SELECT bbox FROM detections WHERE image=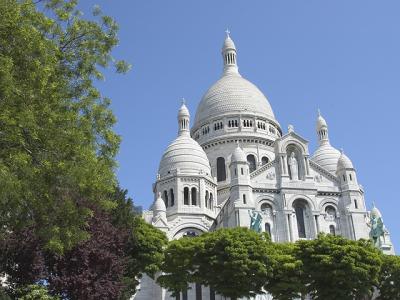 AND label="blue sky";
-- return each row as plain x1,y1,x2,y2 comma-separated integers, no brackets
79,1,399,250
